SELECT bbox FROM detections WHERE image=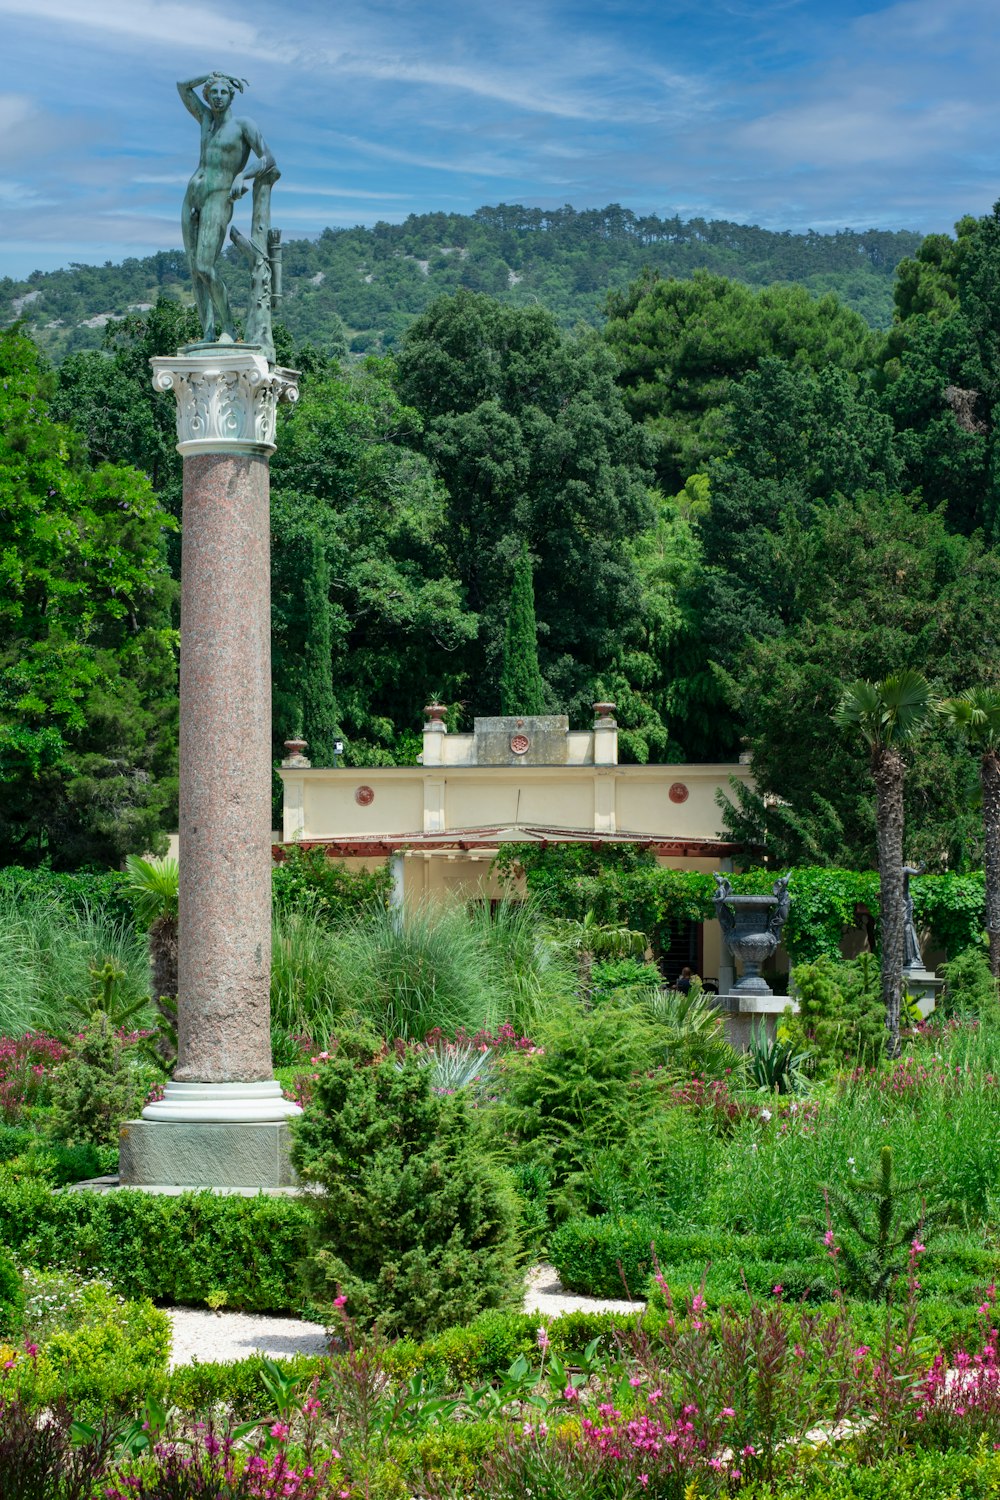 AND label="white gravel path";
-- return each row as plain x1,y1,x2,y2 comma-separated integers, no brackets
523,1263,646,1320
166,1265,646,1368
